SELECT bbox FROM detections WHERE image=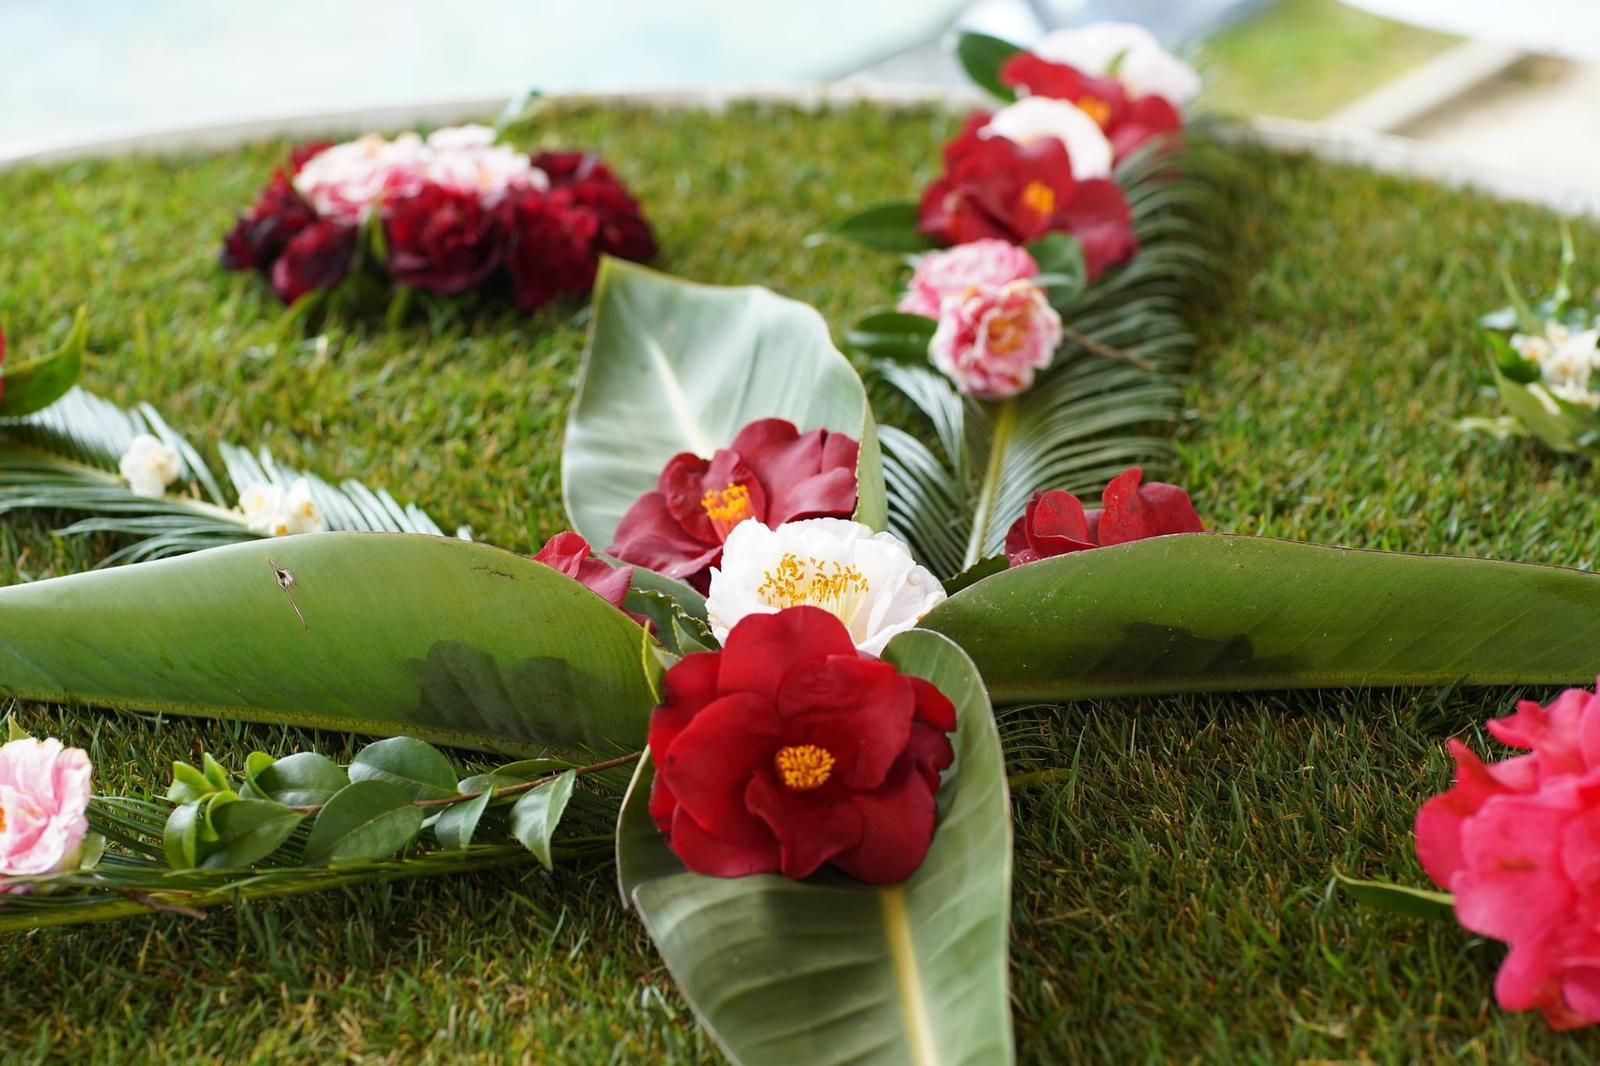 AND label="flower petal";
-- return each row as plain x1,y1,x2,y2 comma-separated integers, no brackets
744,773,863,879
776,654,915,790
829,761,941,885
717,607,858,701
